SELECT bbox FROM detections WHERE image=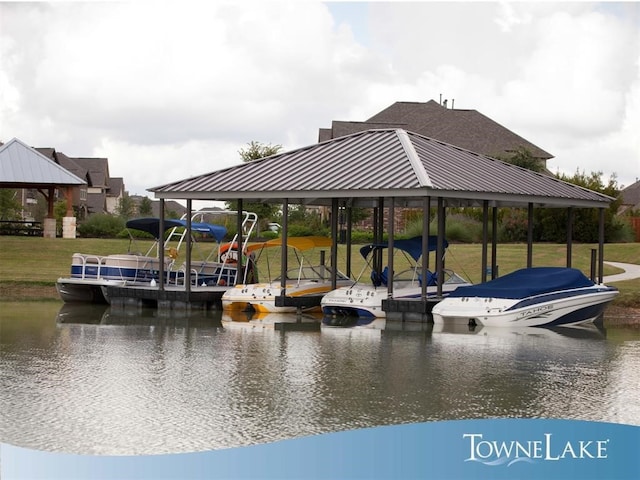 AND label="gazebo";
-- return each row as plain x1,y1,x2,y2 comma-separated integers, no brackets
149,129,614,318
0,138,86,238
